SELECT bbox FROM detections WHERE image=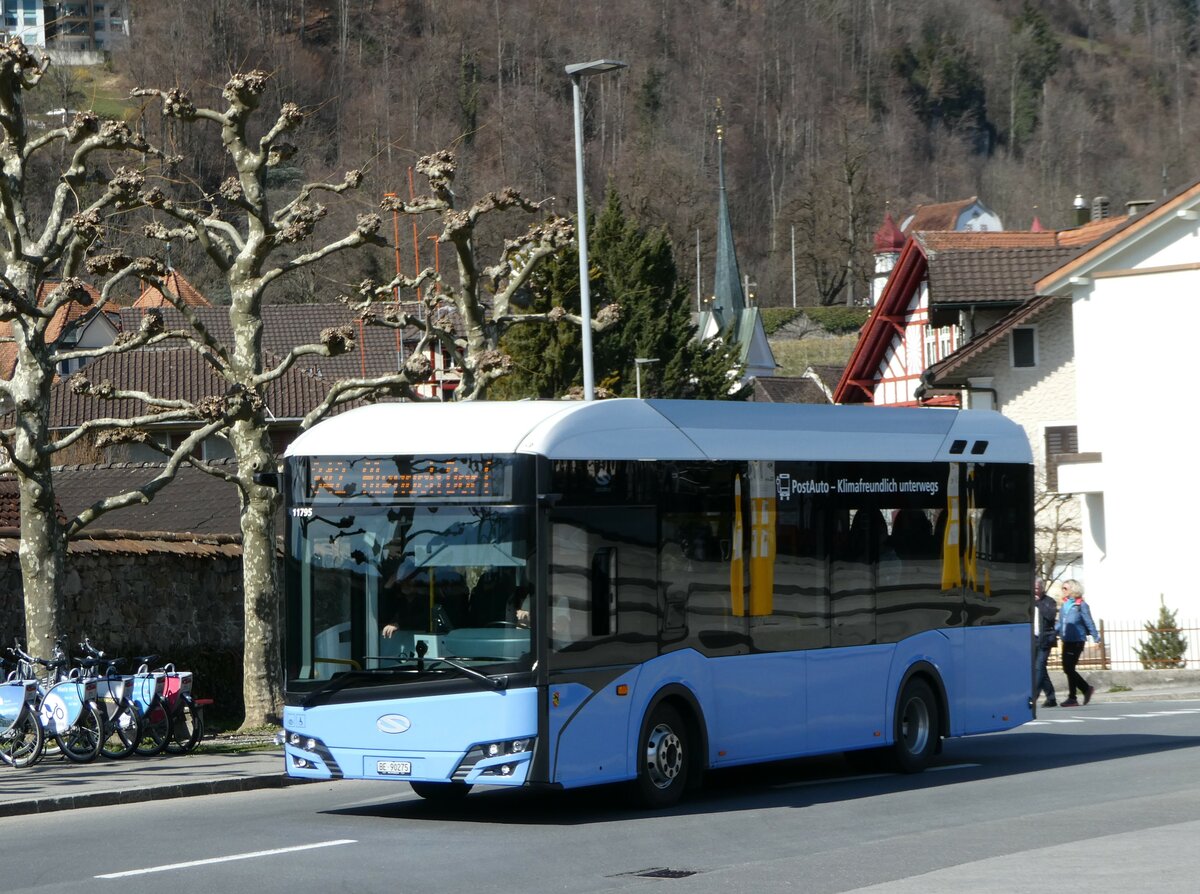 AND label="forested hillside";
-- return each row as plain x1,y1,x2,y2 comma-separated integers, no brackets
99,0,1200,306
